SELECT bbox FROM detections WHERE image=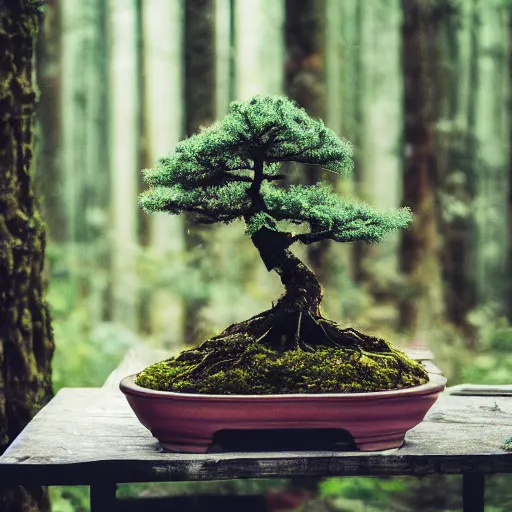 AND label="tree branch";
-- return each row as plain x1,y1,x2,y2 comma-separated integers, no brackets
291,230,335,245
